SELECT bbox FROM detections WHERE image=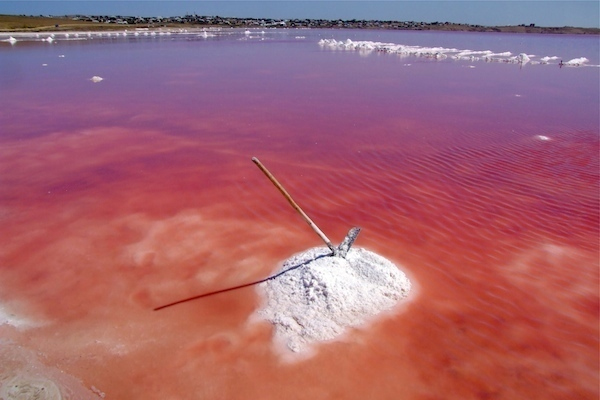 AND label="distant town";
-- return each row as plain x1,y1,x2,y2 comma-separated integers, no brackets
71,14,482,29
1,14,598,34
65,14,599,33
